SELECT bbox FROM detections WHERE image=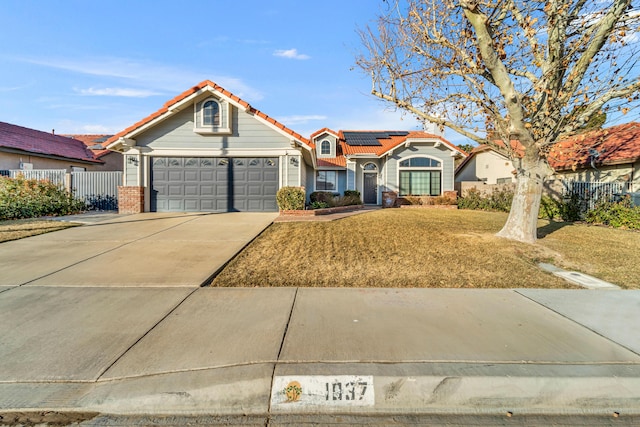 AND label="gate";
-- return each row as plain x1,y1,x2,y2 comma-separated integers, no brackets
71,171,123,211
